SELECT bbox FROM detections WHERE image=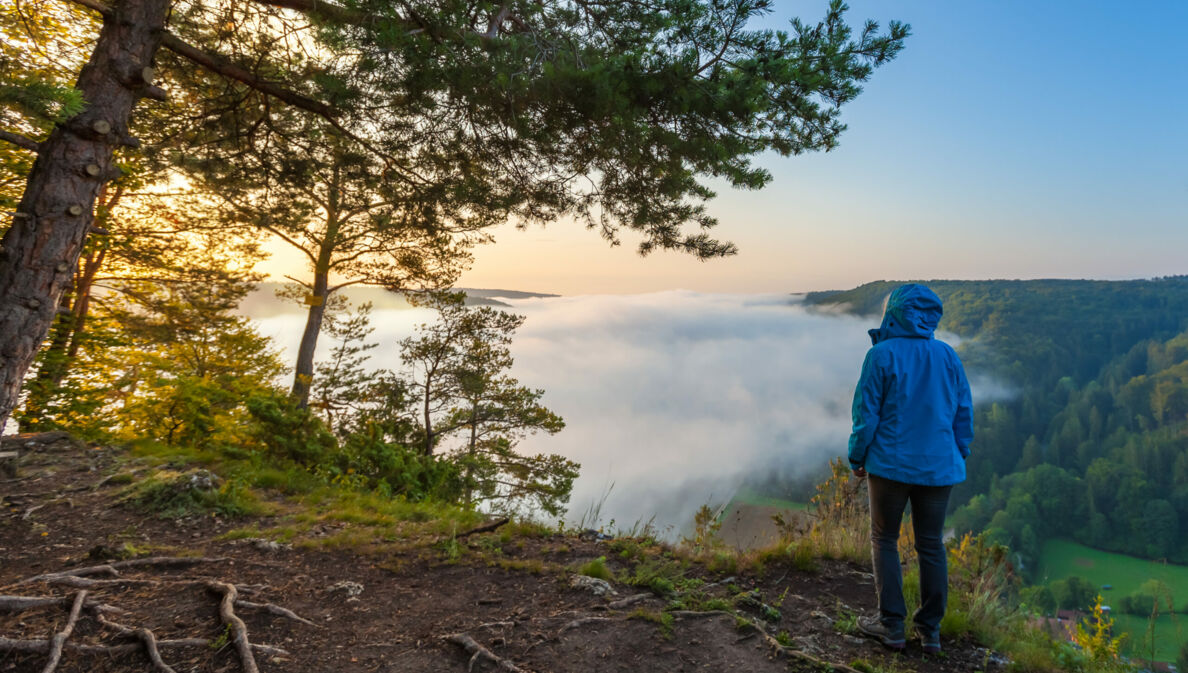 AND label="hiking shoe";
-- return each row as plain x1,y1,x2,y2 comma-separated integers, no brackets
857,616,906,650
913,626,941,654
